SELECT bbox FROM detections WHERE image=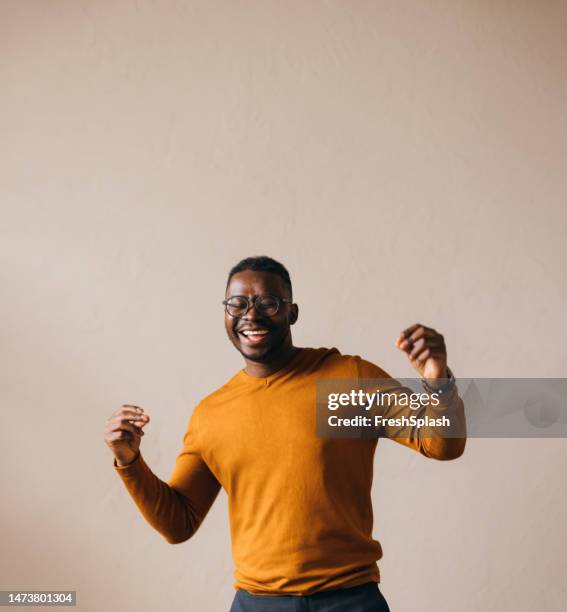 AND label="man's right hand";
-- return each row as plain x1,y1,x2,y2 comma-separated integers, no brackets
104,405,151,467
